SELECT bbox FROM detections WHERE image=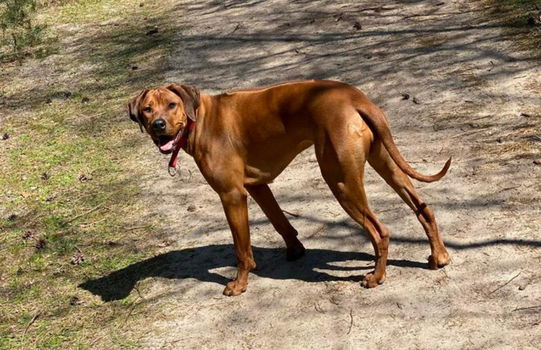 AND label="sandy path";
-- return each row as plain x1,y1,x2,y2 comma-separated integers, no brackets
121,0,540,348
